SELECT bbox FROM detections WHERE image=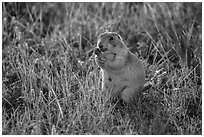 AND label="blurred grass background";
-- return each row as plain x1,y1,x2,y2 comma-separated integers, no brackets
2,2,202,135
